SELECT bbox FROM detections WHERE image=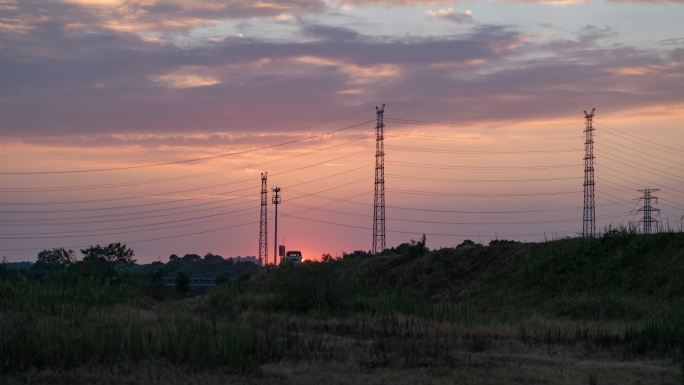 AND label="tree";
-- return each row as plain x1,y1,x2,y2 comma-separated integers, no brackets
81,243,136,264
176,271,189,294
203,253,224,264
321,253,335,263
418,234,427,252
37,248,75,265
488,239,520,247
181,253,201,263
457,240,480,249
